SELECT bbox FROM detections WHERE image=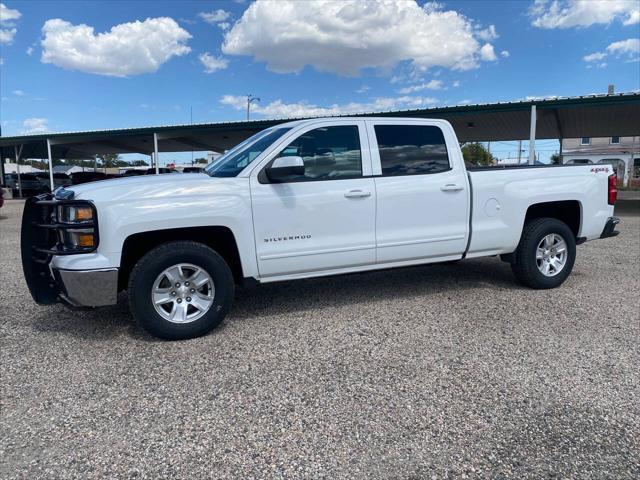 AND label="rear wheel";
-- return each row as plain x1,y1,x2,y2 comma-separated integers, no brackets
128,241,234,340
511,218,576,289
